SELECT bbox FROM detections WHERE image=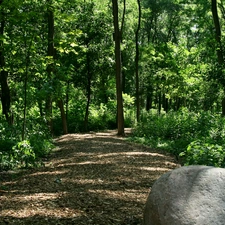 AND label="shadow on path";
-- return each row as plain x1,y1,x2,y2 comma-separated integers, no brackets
0,130,179,225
